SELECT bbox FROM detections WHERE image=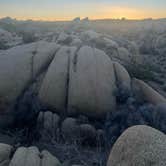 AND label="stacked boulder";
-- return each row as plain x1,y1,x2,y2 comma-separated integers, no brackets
0,40,165,166
0,41,165,127
0,41,59,106
39,45,117,118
